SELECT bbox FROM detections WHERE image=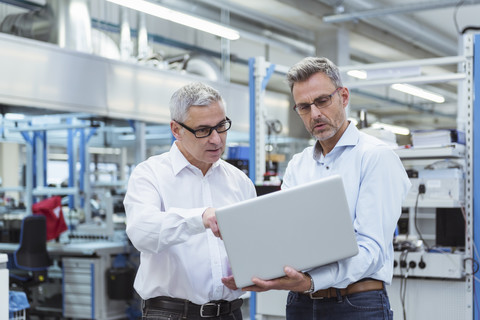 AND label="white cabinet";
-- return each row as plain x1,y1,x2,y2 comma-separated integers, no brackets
62,257,127,320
